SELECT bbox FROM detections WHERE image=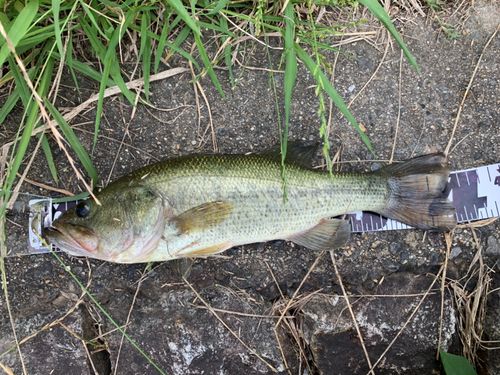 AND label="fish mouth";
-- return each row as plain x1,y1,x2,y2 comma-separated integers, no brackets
42,221,100,257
